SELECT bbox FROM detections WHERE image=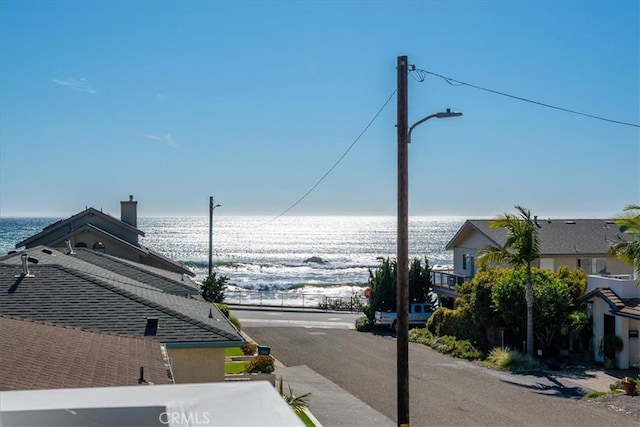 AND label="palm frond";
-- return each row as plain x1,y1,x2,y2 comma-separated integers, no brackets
610,205,640,280
276,377,311,413
479,205,540,269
